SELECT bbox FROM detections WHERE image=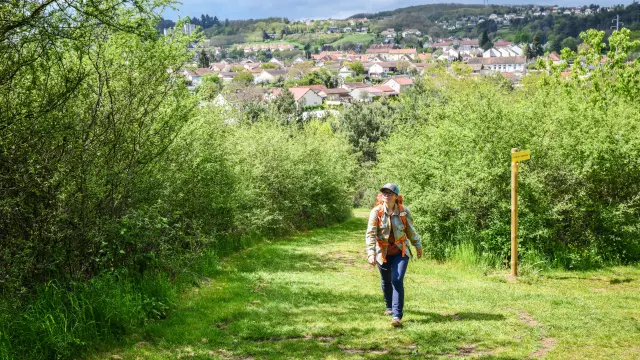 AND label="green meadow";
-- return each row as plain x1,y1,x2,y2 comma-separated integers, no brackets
92,211,640,359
